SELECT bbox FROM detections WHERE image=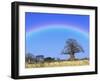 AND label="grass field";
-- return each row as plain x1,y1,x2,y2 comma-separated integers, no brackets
25,60,89,68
